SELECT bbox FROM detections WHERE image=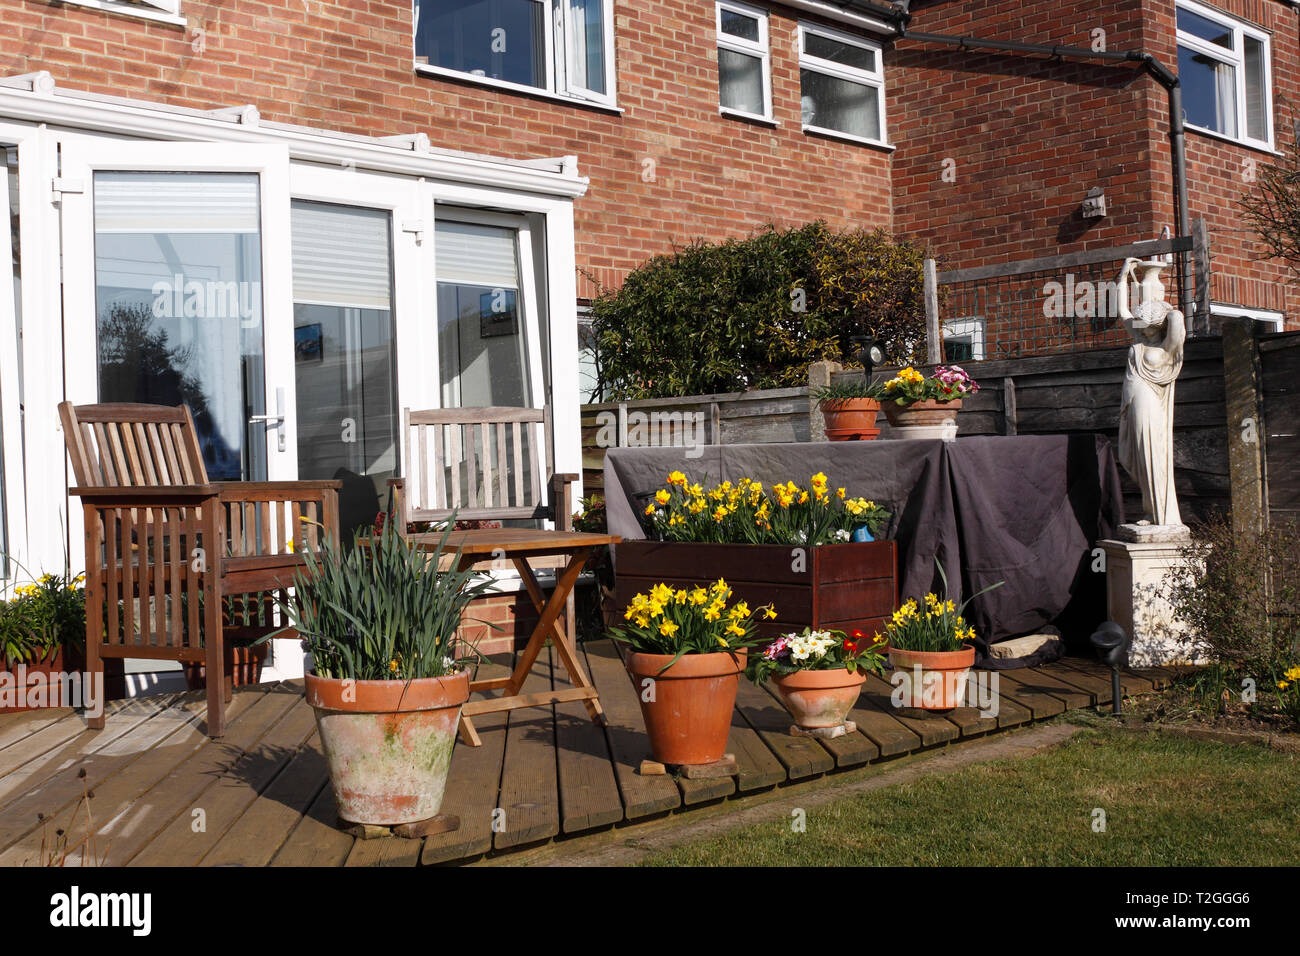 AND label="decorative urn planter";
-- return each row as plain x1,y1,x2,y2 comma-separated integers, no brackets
888,644,975,710
305,669,470,826
626,650,746,765
819,398,881,441
882,398,962,430
771,667,867,729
